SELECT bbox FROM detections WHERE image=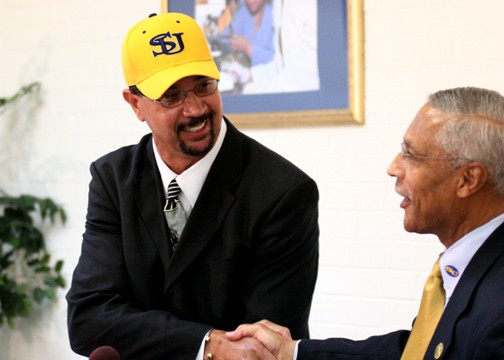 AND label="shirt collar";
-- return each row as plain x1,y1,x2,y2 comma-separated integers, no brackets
440,213,504,303
153,118,227,210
